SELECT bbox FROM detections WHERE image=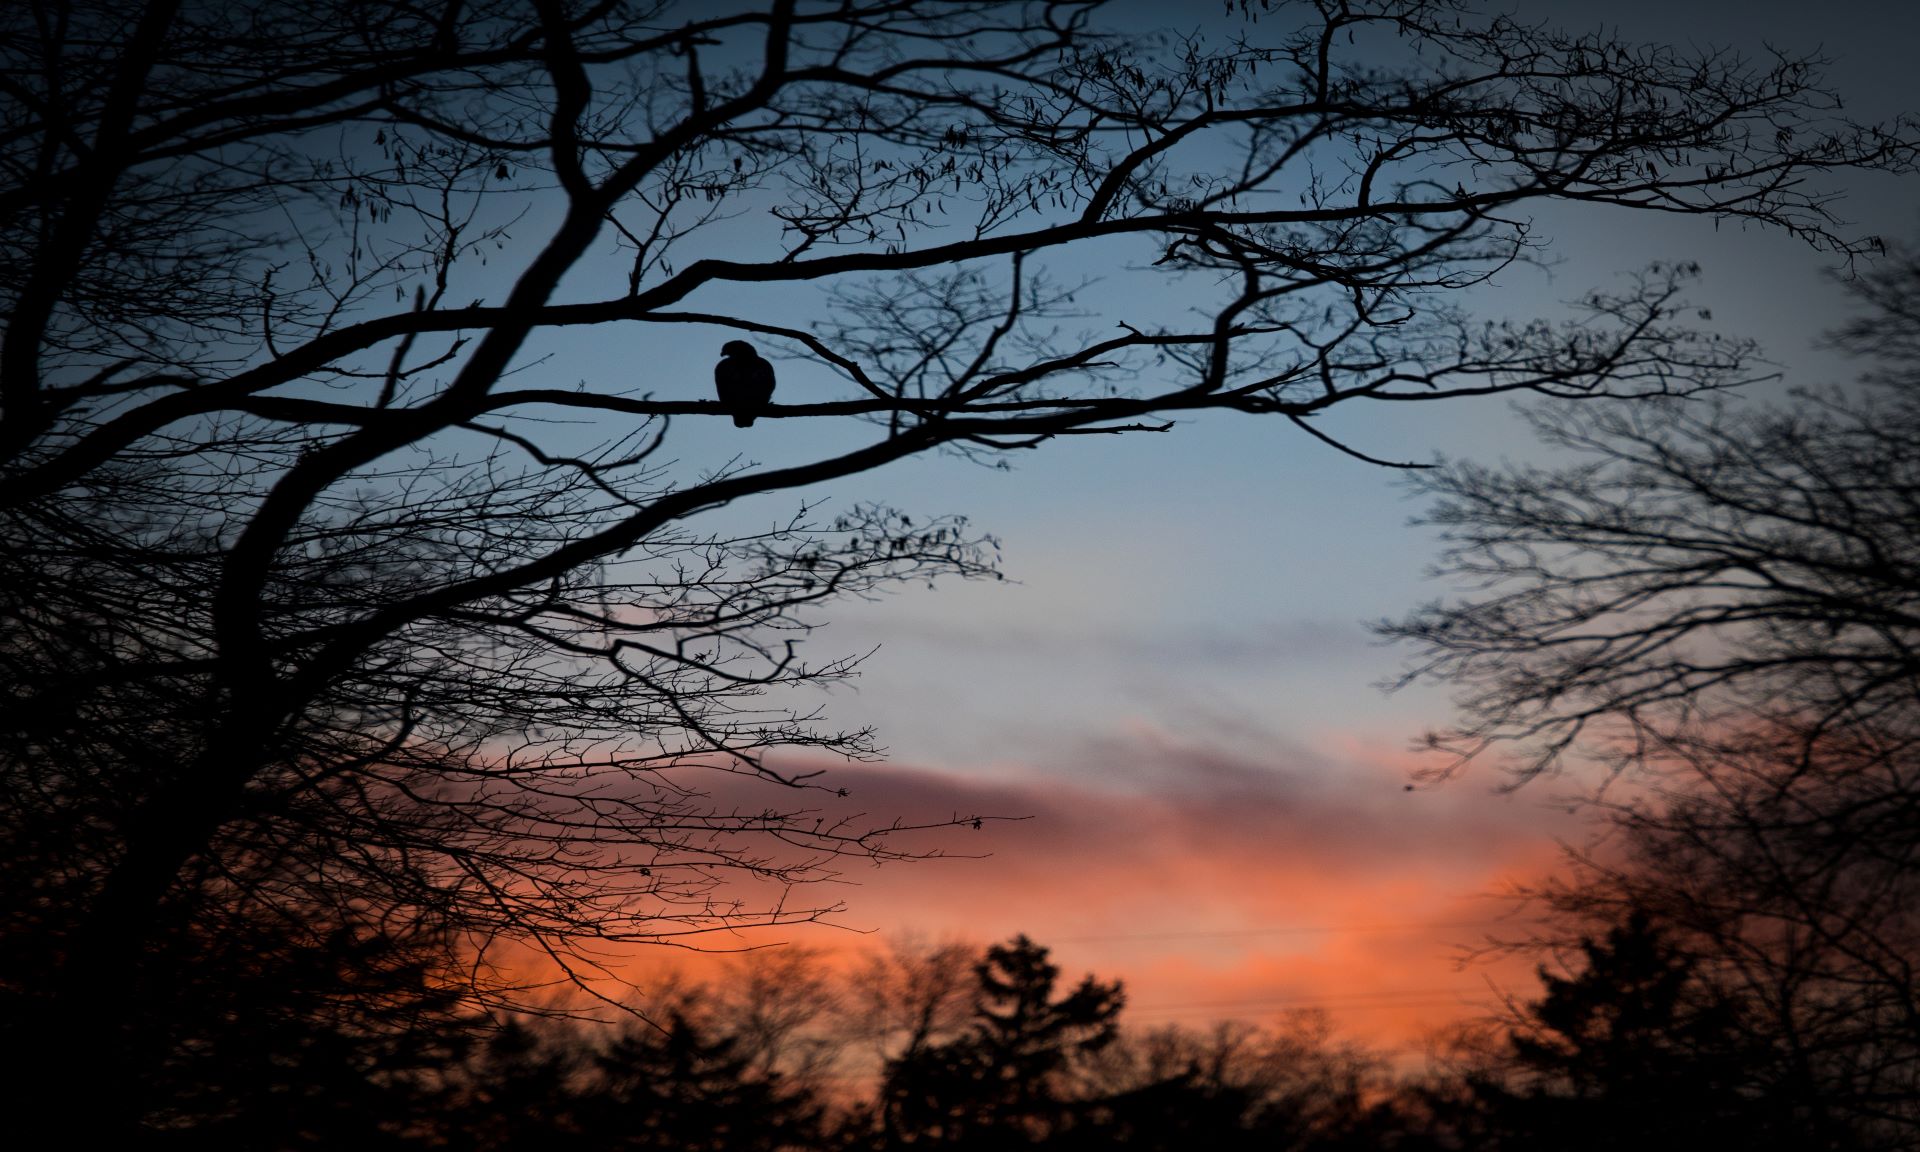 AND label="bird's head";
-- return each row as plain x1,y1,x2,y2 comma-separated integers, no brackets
721,340,757,358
